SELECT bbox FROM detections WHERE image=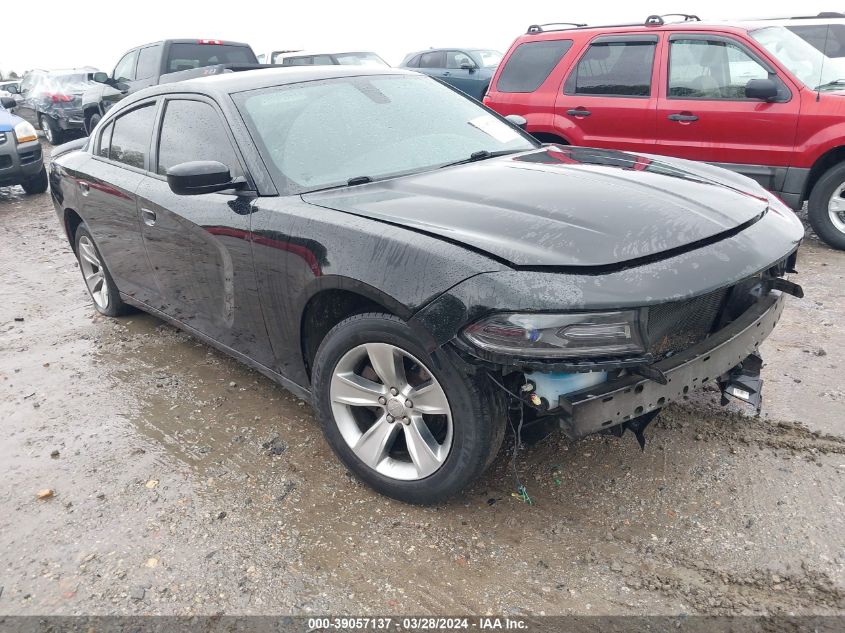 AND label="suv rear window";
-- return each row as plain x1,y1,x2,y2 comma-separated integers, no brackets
166,43,256,73
566,40,656,97
496,40,573,93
